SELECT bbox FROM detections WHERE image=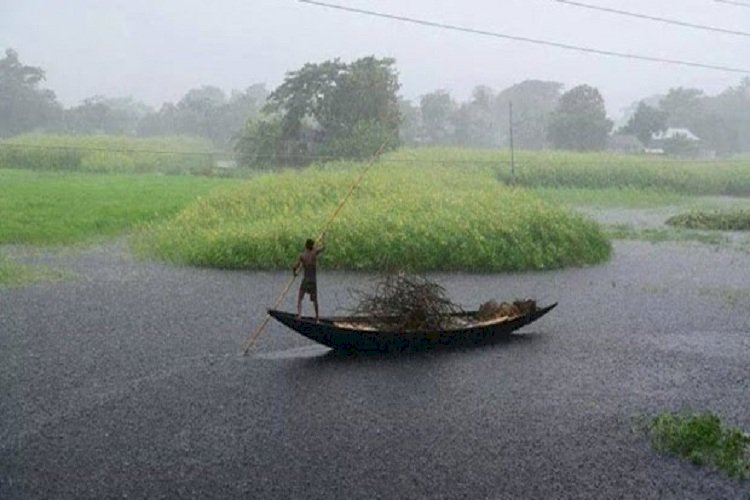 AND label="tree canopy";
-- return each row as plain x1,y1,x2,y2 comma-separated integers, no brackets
547,85,613,151
236,56,401,166
137,84,267,146
419,90,456,146
620,102,667,146
496,80,563,149
0,49,61,137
